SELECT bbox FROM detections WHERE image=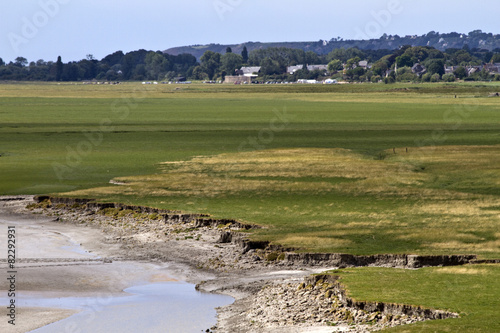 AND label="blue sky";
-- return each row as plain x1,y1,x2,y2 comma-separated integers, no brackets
1,0,499,63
